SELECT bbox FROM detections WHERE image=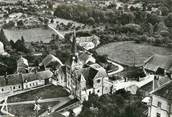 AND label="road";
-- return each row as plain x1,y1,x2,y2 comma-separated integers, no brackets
0,97,69,106
113,75,154,92
107,59,124,76
39,97,71,117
